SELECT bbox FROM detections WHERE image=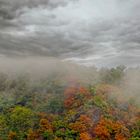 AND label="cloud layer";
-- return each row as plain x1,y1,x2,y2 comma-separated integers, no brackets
0,0,140,67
